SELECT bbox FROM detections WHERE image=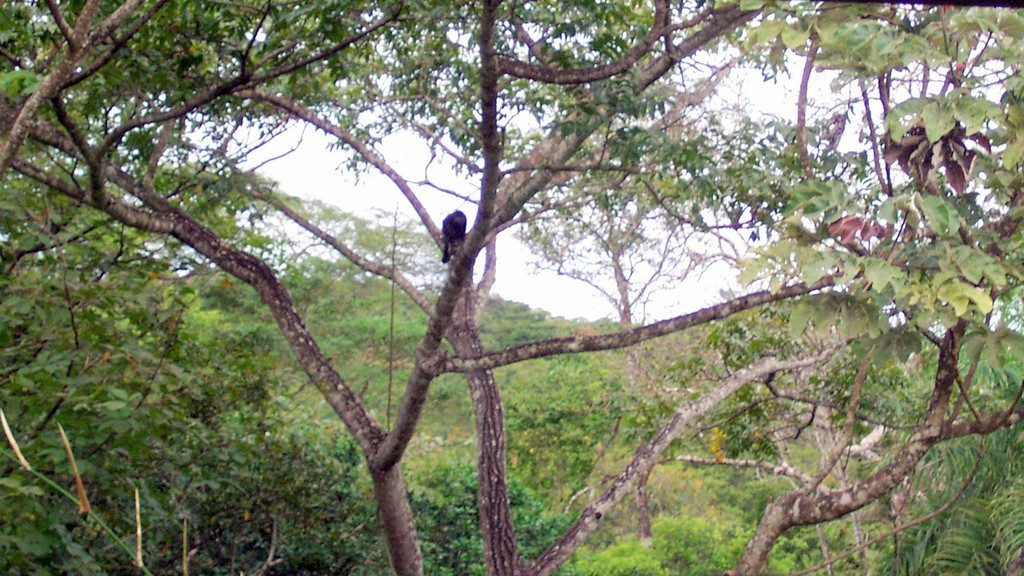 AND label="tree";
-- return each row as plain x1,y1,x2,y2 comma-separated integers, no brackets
4,2,1024,576
723,4,1024,572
